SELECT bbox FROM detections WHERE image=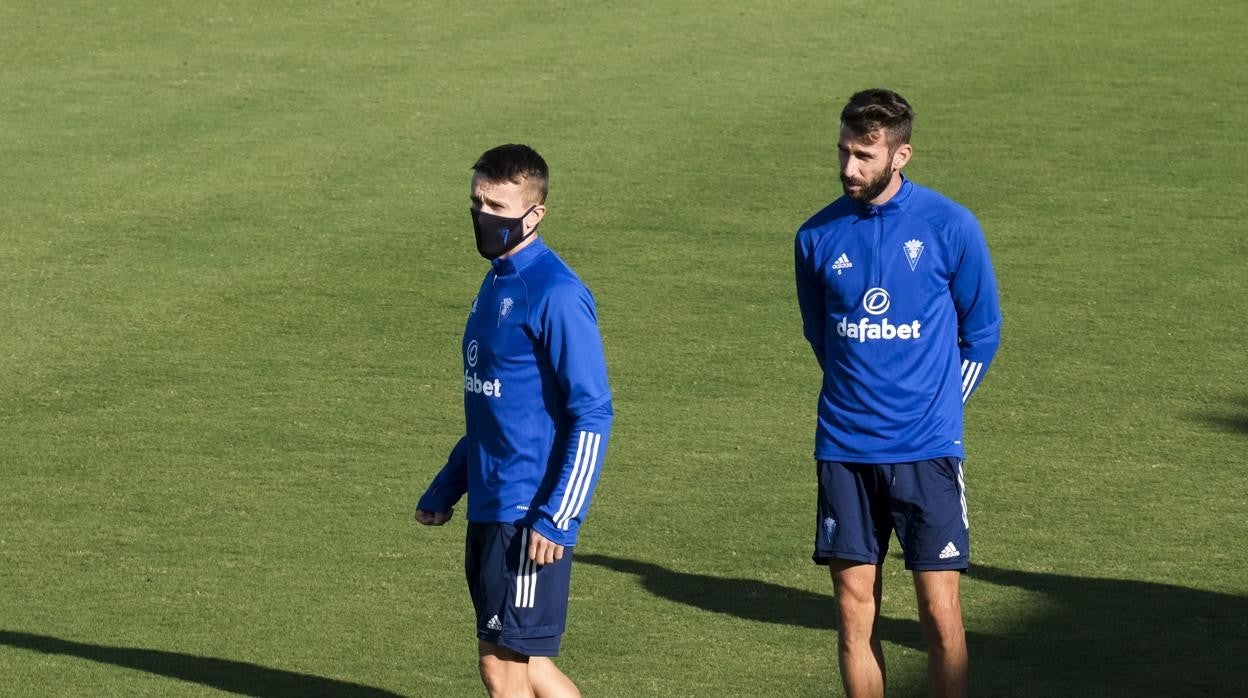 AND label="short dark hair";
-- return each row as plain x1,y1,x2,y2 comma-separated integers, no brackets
471,143,549,204
840,89,914,148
